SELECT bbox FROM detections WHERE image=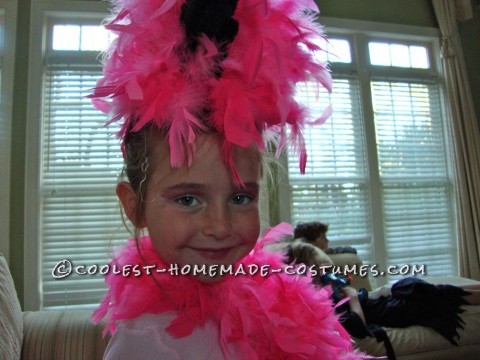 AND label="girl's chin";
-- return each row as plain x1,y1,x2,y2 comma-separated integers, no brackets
183,246,251,270
194,272,228,284
173,260,242,283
